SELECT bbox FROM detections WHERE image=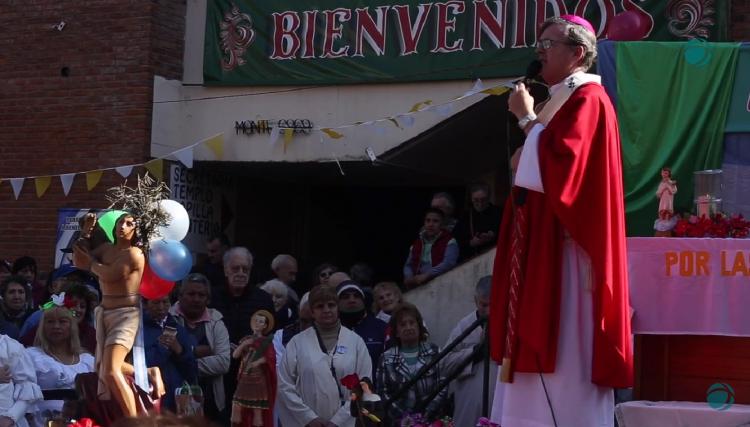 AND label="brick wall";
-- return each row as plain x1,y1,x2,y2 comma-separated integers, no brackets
0,1,184,274
732,0,750,40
